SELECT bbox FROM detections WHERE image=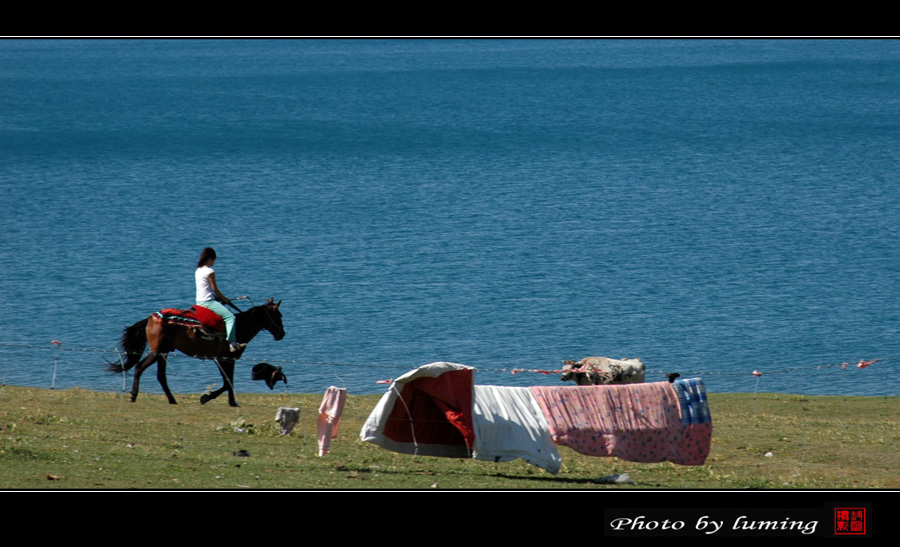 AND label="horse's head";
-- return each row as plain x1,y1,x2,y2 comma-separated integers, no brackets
261,298,285,340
